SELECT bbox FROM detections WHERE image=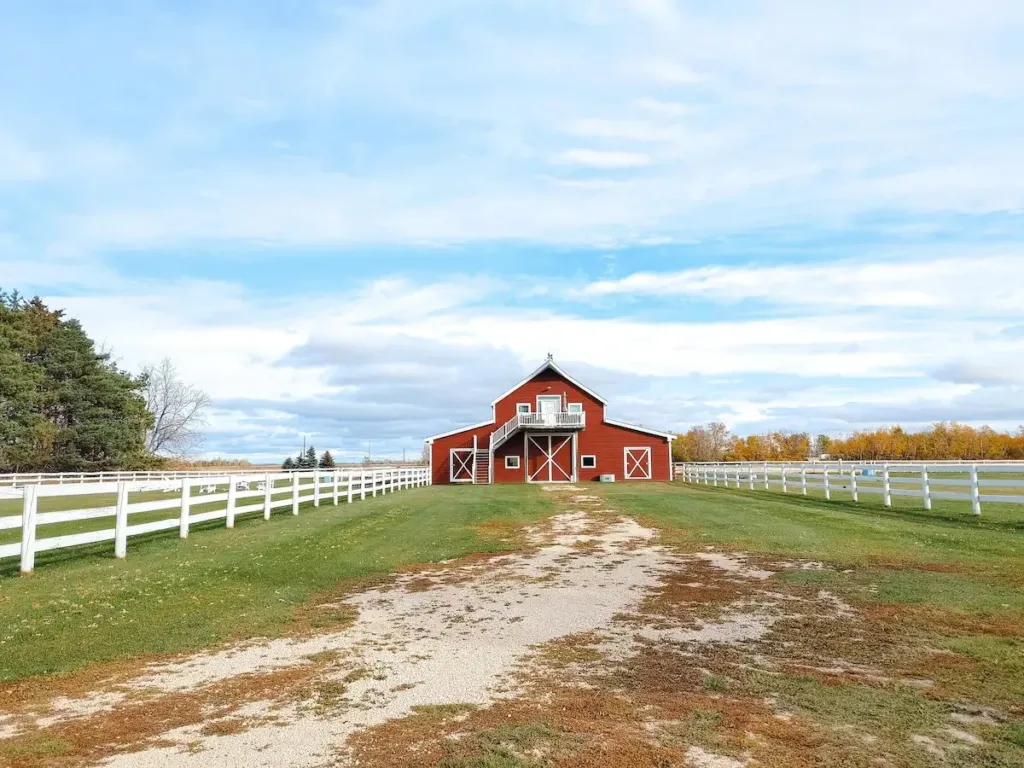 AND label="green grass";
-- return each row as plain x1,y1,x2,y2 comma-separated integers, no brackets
0,485,553,681
601,483,1023,576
